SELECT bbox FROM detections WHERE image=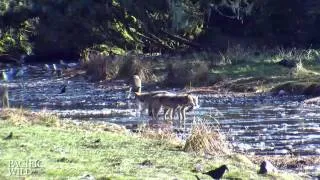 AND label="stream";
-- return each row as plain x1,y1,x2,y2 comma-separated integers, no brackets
1,63,320,175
